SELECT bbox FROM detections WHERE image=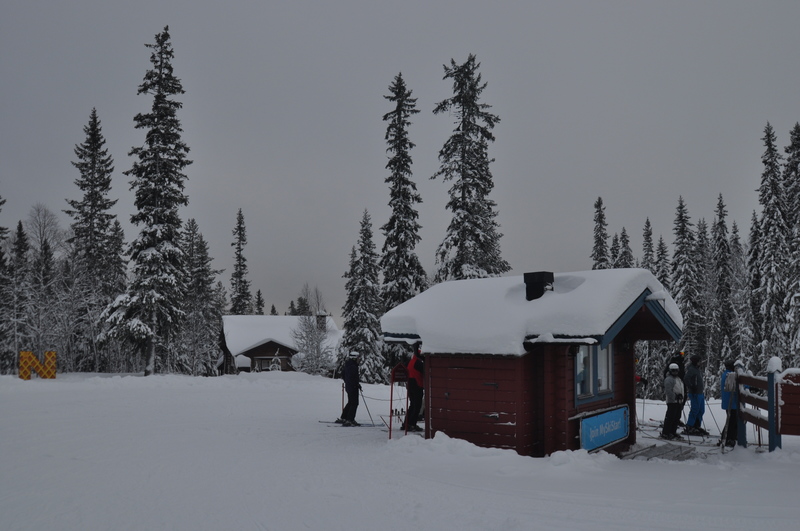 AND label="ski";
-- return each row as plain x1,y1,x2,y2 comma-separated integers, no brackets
318,420,379,427
639,429,720,448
